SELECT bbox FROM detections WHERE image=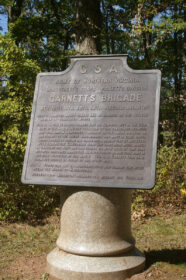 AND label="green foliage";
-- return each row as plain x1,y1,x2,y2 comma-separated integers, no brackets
0,183,59,221
0,34,59,221
41,273,49,280
130,0,185,144
0,1,185,221
155,145,185,193
133,145,185,210
0,33,40,183
8,0,76,71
